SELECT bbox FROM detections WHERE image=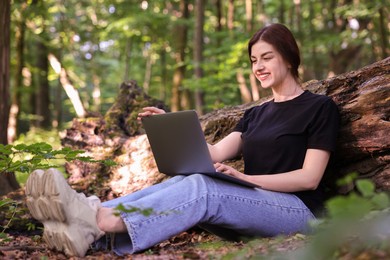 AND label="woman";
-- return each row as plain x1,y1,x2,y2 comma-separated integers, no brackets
25,23,339,257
